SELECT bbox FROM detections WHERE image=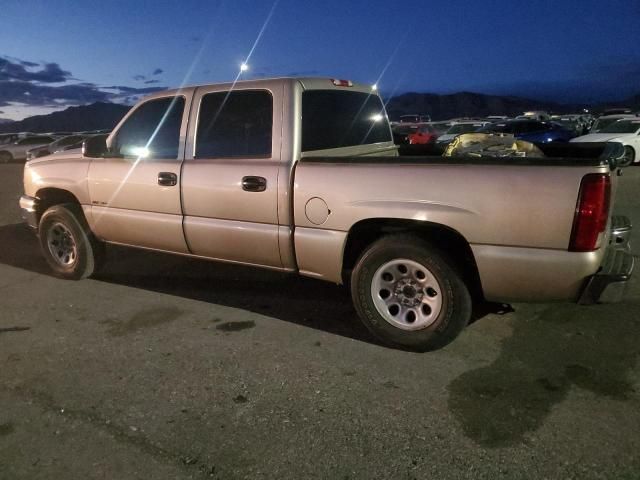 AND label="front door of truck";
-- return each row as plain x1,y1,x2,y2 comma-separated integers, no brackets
87,94,190,253
180,84,282,268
